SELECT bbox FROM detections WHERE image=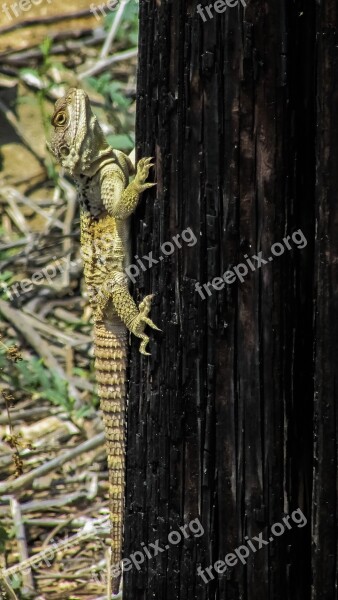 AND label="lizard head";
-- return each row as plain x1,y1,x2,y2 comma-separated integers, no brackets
48,87,113,176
